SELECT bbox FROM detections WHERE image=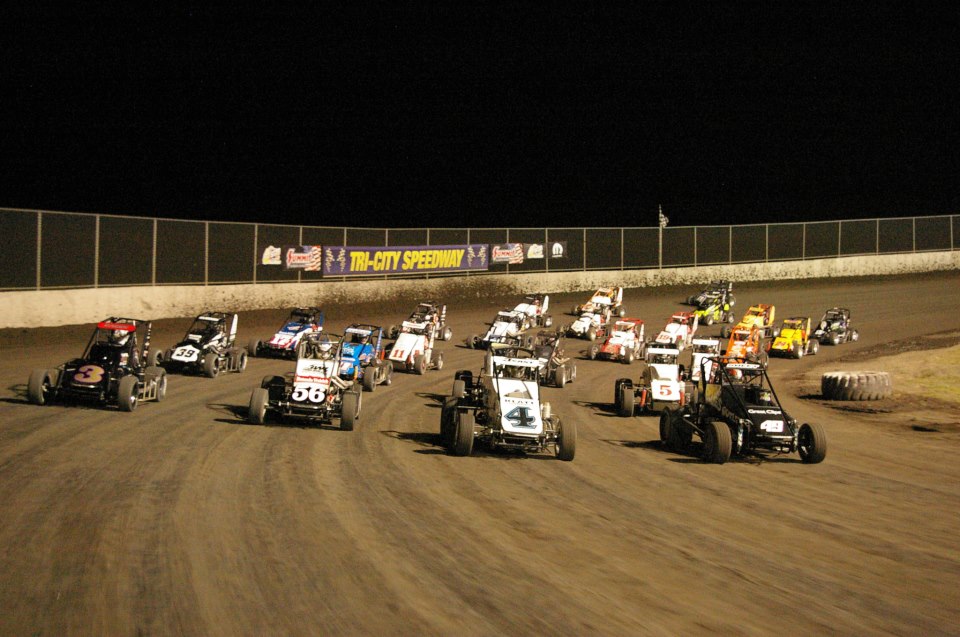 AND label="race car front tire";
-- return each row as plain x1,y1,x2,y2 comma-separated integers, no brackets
659,408,673,445
147,349,163,367
203,353,220,378
247,339,261,357
442,327,453,341
434,351,444,371
798,422,827,464
452,378,466,399
452,410,475,456
341,391,360,431
28,369,55,406
556,417,576,461
414,354,427,375
362,367,377,392
117,375,140,412
702,420,731,464
619,386,635,417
